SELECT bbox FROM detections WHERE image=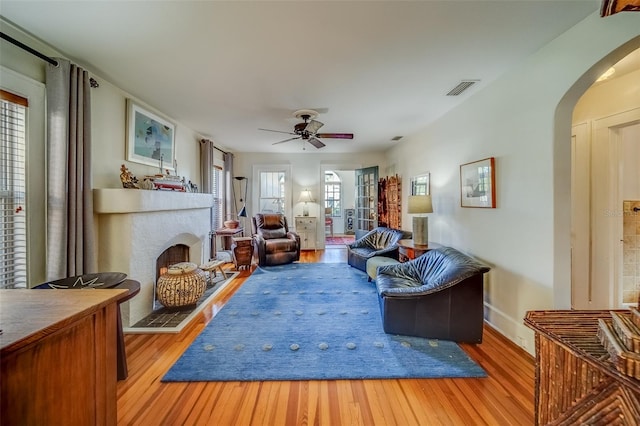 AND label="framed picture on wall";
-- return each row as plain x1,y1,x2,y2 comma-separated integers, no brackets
126,99,175,170
460,157,496,208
